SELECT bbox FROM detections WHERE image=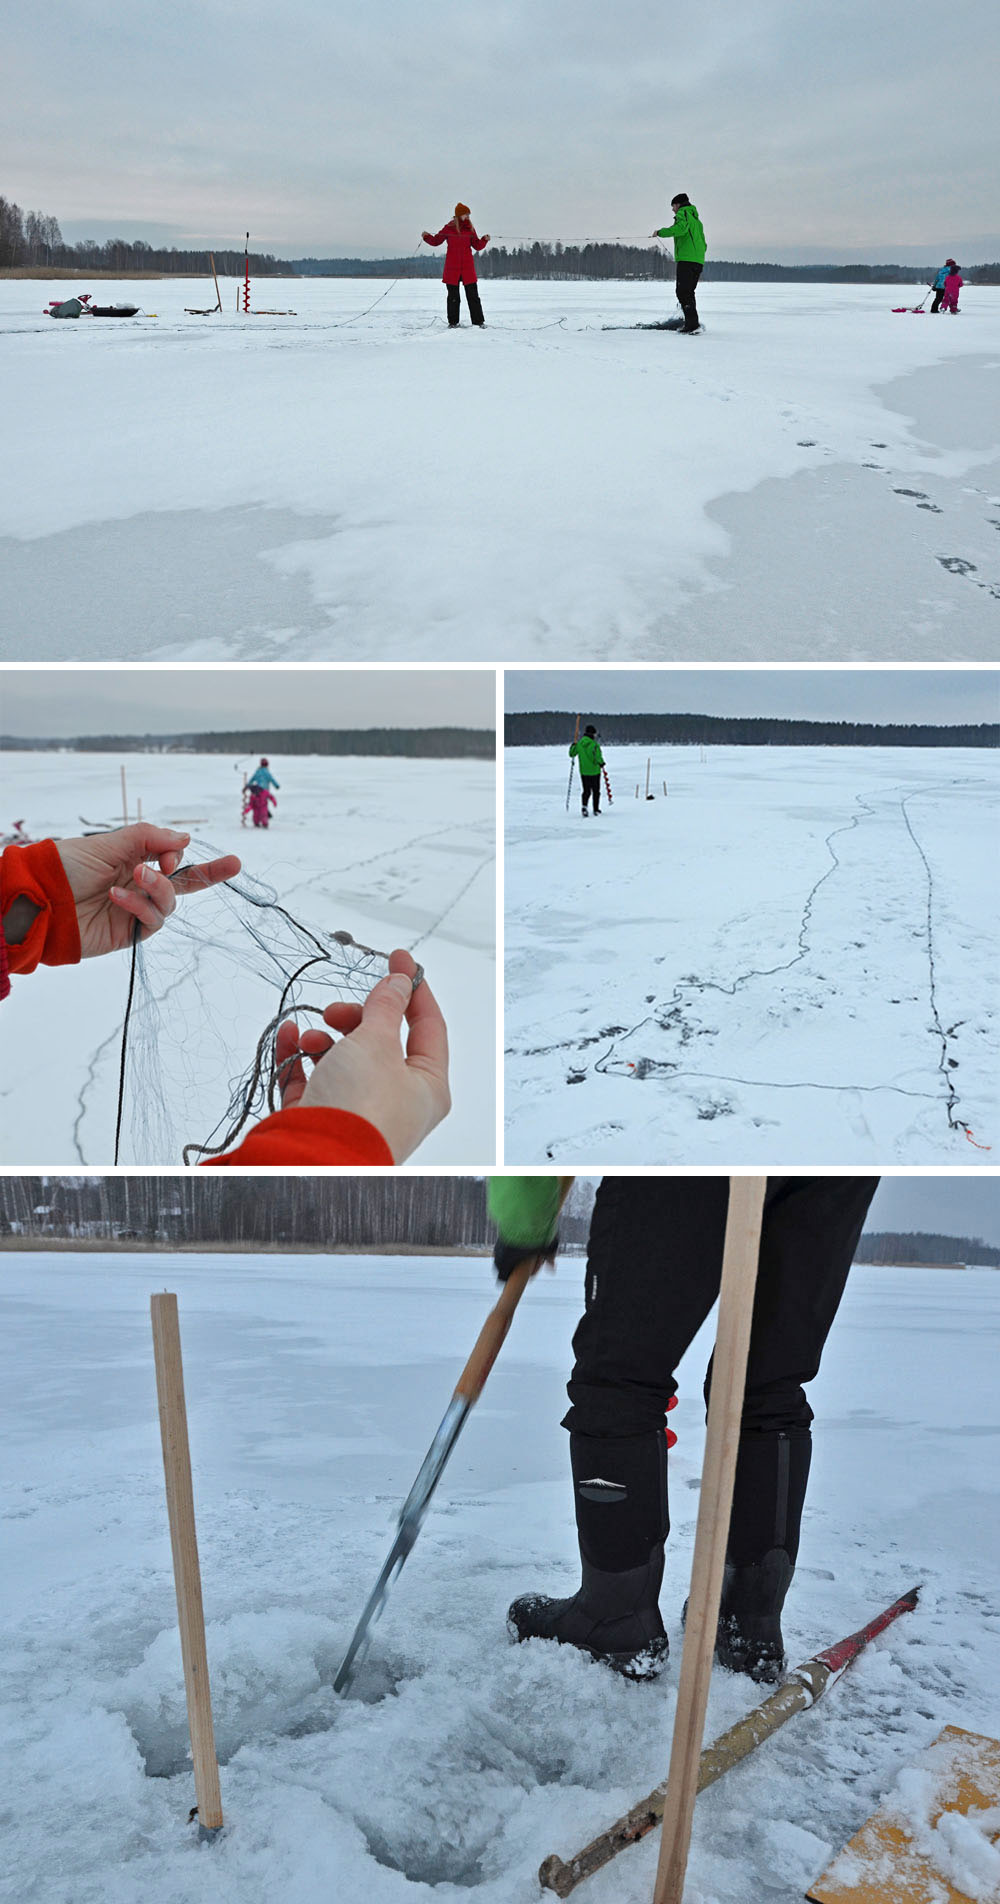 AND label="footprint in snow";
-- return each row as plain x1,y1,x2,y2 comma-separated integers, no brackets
937,556,977,575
